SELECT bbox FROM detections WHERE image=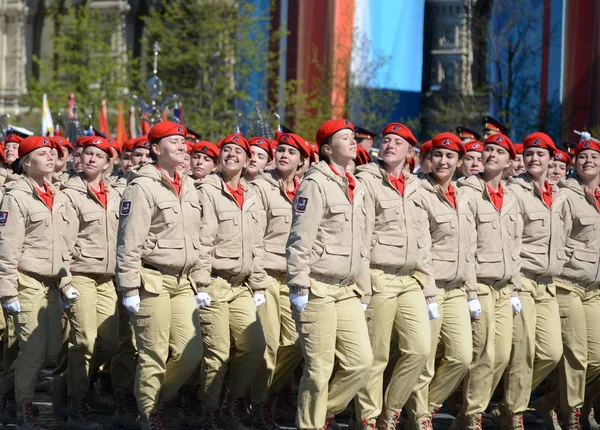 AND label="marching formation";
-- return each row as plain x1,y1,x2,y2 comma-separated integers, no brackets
0,116,598,430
